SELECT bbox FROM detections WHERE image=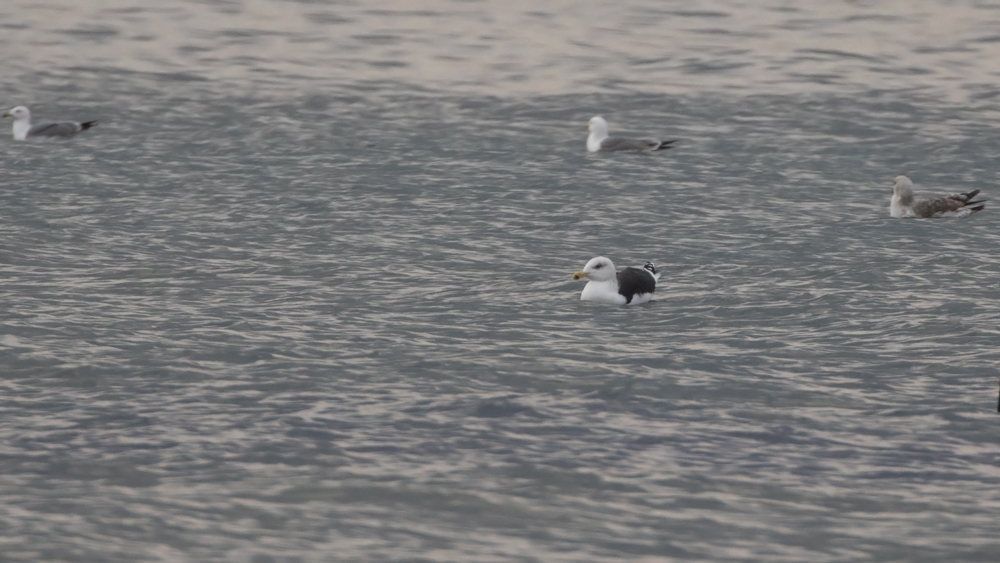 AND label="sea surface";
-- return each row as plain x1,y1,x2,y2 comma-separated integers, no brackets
1,1,999,562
